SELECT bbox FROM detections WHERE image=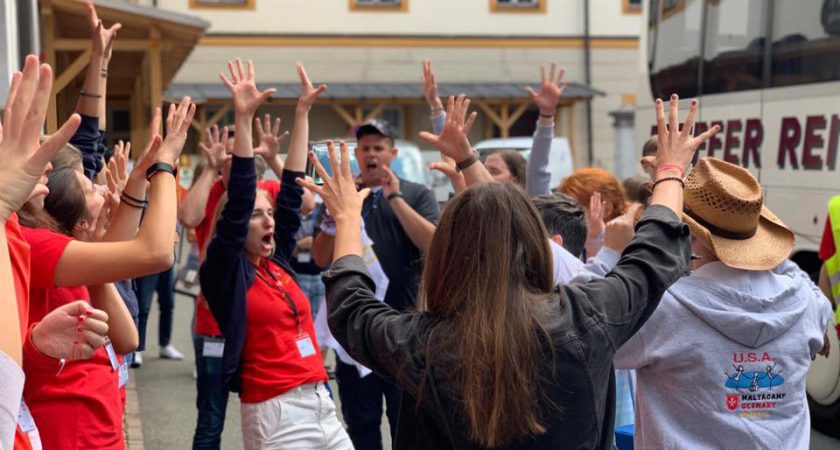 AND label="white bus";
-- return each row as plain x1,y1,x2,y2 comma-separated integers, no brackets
636,0,840,437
